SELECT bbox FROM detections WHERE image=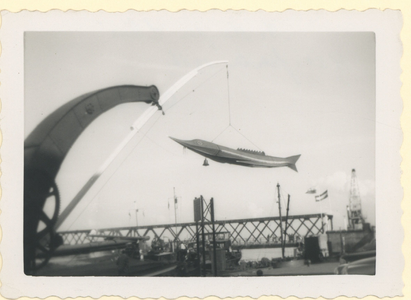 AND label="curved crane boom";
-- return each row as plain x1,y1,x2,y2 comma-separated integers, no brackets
24,85,160,273
55,60,228,230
